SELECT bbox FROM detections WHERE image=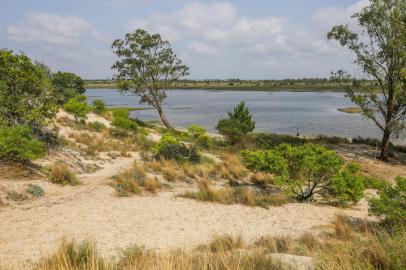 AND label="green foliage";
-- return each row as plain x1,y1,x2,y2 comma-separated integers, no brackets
242,144,348,202
111,109,138,136
179,125,211,149
369,176,406,224
327,0,406,160
0,49,57,132
216,102,255,144
92,99,106,114
64,95,90,122
330,163,366,206
112,29,189,129
26,184,45,197
0,125,45,161
51,71,85,104
154,132,199,162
